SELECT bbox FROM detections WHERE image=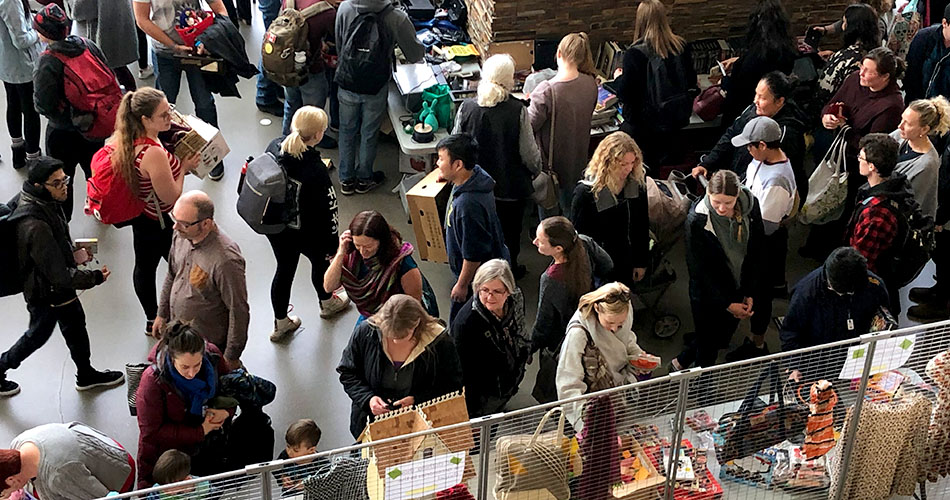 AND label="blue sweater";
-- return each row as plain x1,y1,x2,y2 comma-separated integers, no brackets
444,165,510,276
